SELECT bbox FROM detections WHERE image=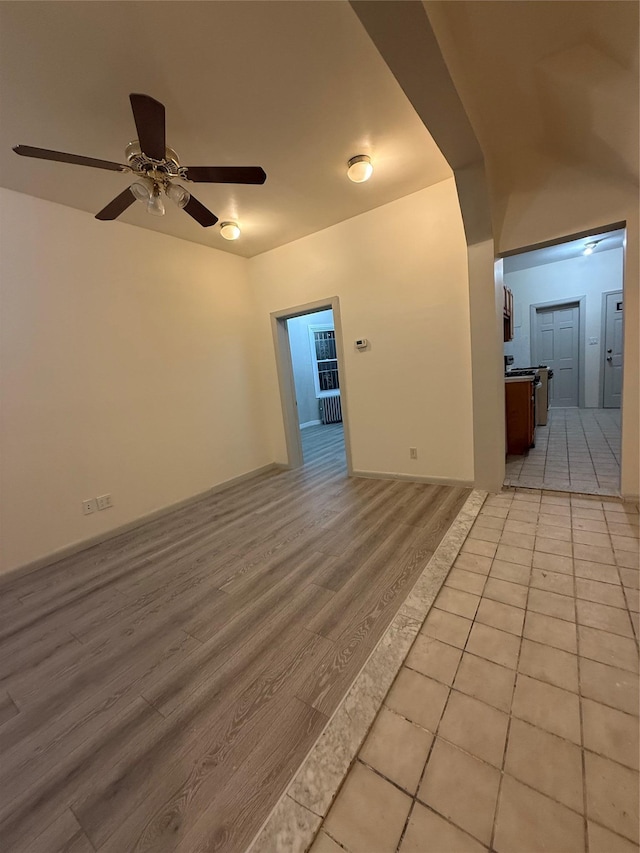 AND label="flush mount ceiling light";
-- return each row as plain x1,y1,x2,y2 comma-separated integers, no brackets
584,240,600,255
347,154,373,183
220,221,241,241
